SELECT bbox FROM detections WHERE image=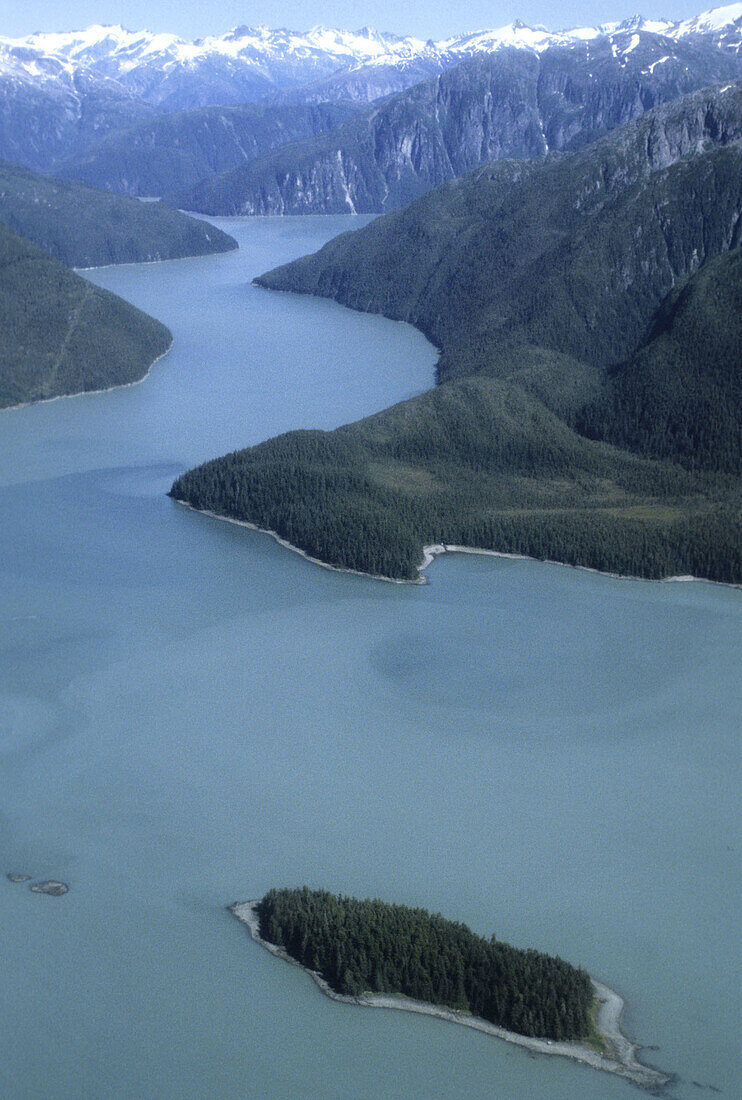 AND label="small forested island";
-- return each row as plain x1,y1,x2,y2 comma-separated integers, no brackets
231,888,670,1092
